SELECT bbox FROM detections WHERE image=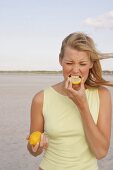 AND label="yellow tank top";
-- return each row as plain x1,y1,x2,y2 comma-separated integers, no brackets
39,86,100,170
